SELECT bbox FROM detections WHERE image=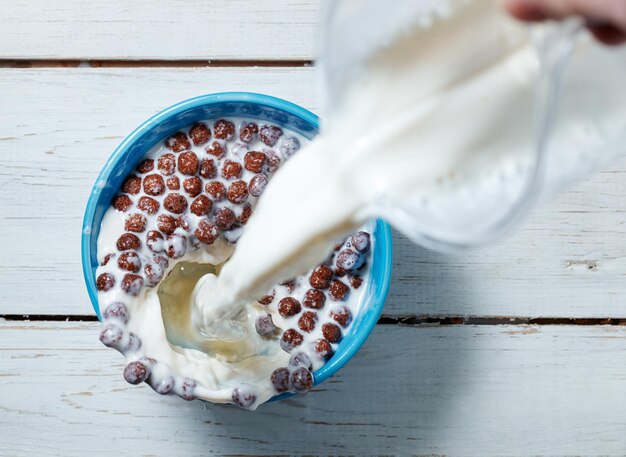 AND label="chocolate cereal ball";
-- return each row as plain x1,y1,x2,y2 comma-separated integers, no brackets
271,367,290,393
199,158,217,179
289,352,313,371
136,159,154,174
118,251,141,273
260,125,283,146
122,175,141,195
137,196,159,215
194,219,219,245
116,233,141,251
322,323,343,343
143,174,165,196
222,160,242,180
123,360,149,385
121,274,143,296
298,311,317,333
239,121,259,143
177,151,199,176
248,174,267,197
244,151,266,173
124,213,147,233
146,231,164,253
329,279,349,301
227,180,248,204
96,273,115,292
189,122,211,145
214,207,236,230
182,176,202,197
213,119,235,140
351,231,371,253
163,193,187,214
165,233,187,259
309,265,333,289
278,297,301,317
103,302,129,324
280,328,304,352
291,367,313,393
205,181,226,201
205,141,225,158
112,194,133,212
158,153,176,175
231,388,257,409
164,131,191,152
157,214,177,235
303,289,325,309
190,195,212,216
330,306,352,328
255,314,277,337
166,176,180,190
313,338,334,361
